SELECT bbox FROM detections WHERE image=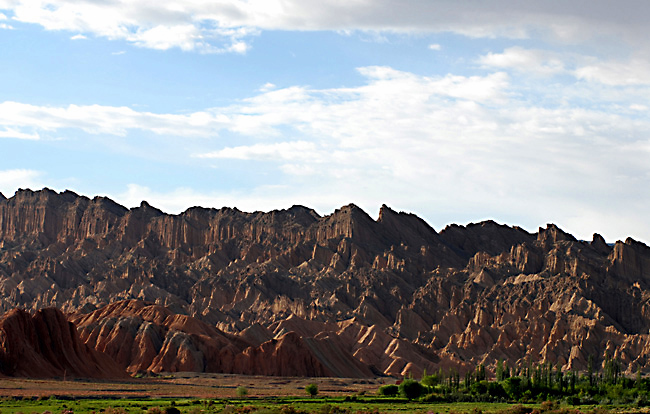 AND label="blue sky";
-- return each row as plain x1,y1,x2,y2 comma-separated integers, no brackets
1,1,649,243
